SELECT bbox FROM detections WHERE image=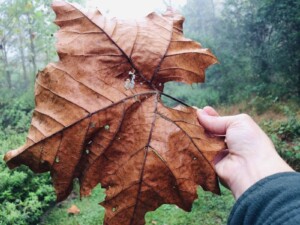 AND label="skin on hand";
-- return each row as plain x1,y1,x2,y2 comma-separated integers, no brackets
197,106,294,199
